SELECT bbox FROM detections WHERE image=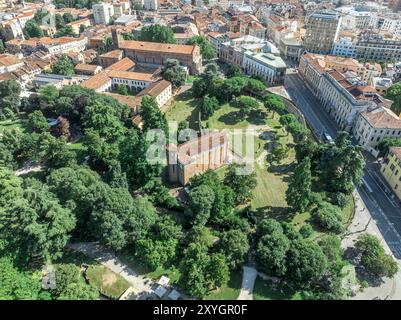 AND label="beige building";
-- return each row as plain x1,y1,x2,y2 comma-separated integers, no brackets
304,11,341,54
167,132,229,186
353,107,401,152
119,40,202,75
98,49,124,68
381,147,401,200
66,18,91,34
